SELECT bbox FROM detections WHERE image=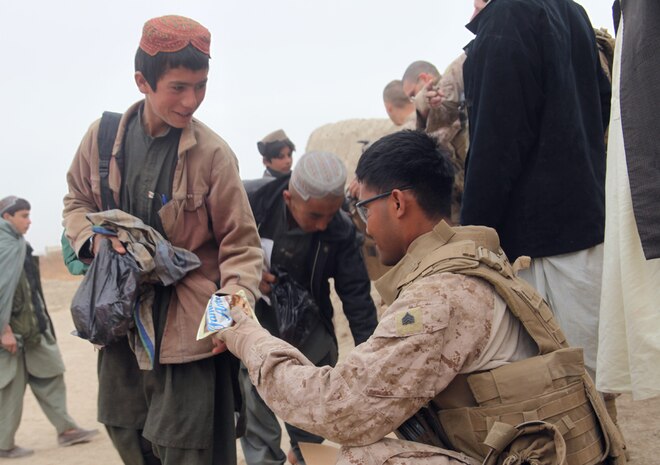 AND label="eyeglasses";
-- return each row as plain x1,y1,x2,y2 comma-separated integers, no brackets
355,186,413,223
